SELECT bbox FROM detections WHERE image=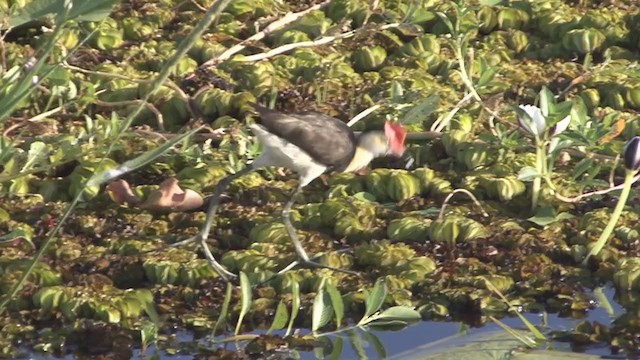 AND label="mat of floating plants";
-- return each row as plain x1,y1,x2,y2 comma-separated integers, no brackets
1,0,640,358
